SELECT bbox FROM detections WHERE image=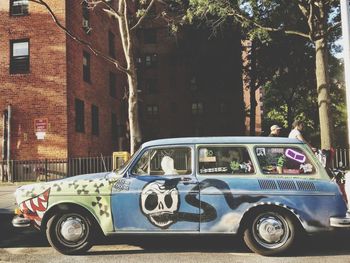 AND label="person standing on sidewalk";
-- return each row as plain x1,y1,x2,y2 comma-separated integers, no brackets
268,125,282,137
288,120,315,151
288,120,306,142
